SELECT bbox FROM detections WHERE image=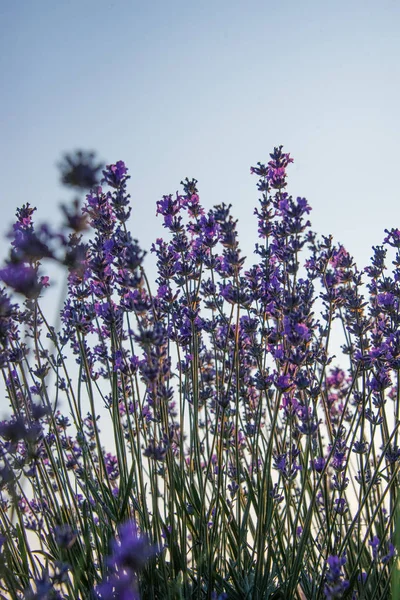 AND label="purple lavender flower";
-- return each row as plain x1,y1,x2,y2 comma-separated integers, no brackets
143,440,168,461
312,457,326,473
273,444,301,480
334,497,348,515
0,287,18,347
381,542,395,564
352,440,368,454
0,416,27,446
59,150,103,189
251,146,294,190
369,536,380,560
95,572,140,600
368,367,392,392
0,263,46,298
110,520,157,573
24,574,62,600
94,520,157,600
102,160,129,189
54,523,77,550
385,444,400,464
324,554,350,599
384,228,400,248
156,193,183,227
83,187,116,235
296,404,318,435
